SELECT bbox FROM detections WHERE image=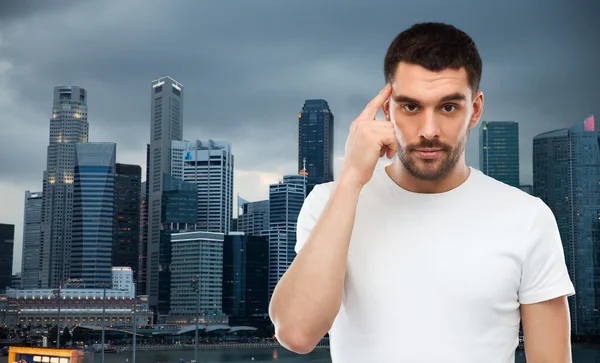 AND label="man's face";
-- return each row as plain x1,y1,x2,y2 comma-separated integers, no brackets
383,62,484,181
